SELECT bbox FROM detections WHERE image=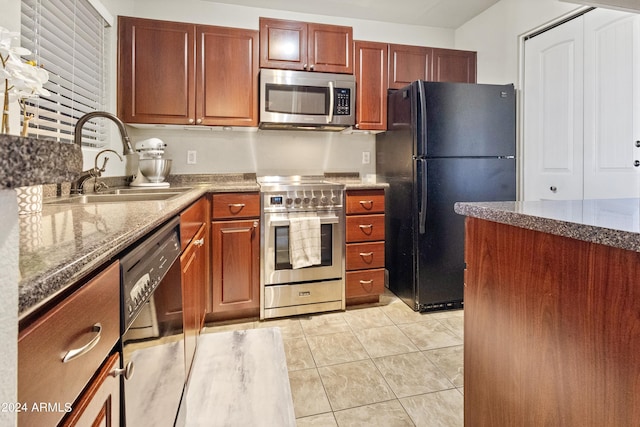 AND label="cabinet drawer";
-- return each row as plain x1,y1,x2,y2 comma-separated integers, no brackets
346,190,385,214
180,196,209,251
18,261,120,427
346,214,385,242
212,192,260,219
346,268,385,298
346,241,385,270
